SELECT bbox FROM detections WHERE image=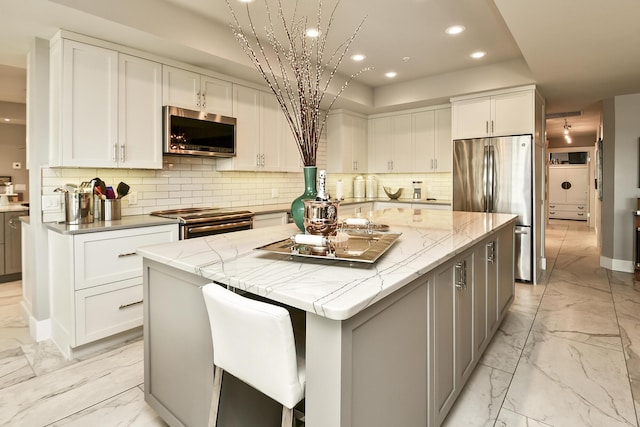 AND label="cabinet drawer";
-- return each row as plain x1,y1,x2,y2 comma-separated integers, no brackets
548,203,586,211
549,210,587,220
75,279,143,345
74,225,177,290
